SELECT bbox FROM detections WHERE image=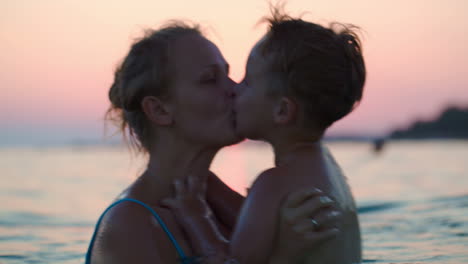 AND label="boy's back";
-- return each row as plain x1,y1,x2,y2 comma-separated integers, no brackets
239,144,361,264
